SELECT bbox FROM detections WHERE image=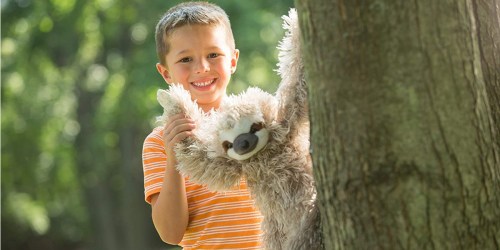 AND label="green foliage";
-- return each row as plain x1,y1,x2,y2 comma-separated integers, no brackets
1,0,293,249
